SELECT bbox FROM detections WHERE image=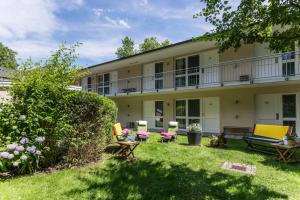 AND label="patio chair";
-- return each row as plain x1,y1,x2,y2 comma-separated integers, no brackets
160,121,178,142
112,123,134,141
243,124,292,154
136,120,151,141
